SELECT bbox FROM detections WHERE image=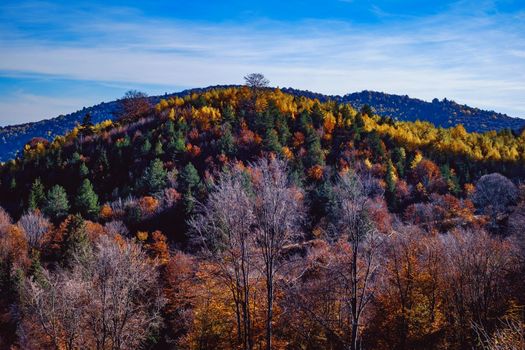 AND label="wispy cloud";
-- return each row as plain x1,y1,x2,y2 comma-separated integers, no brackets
0,0,524,124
